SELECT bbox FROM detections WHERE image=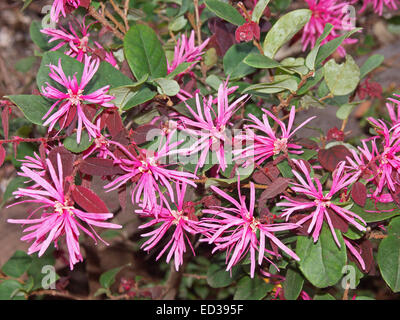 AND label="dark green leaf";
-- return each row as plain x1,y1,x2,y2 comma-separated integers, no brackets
223,42,257,80
2,251,32,278
207,263,242,288
100,266,123,289
7,95,52,126
233,276,273,300
282,267,304,300
204,0,246,26
63,131,94,153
